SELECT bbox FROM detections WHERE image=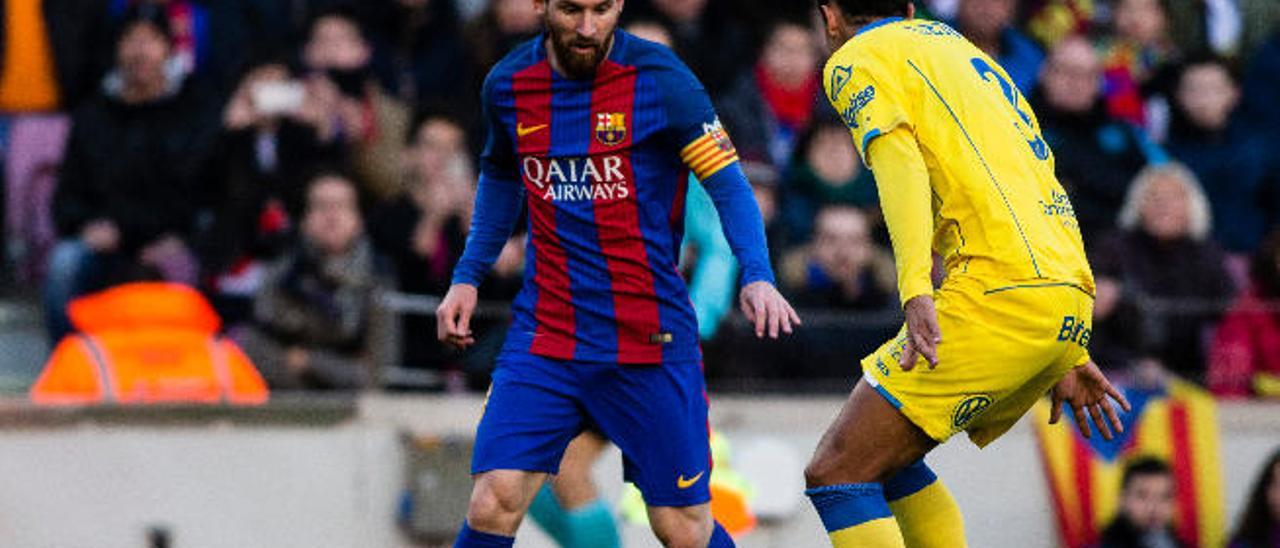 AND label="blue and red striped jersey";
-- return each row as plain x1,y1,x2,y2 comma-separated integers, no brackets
454,30,773,365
